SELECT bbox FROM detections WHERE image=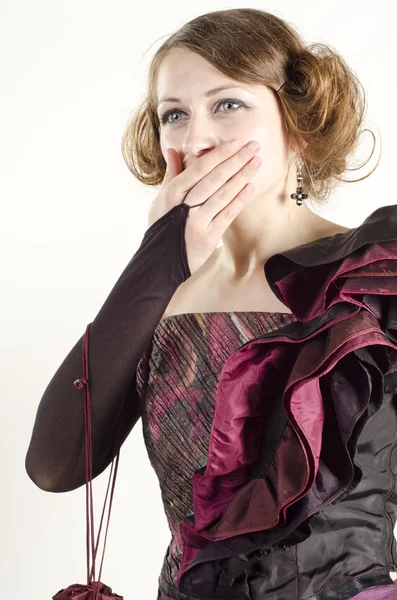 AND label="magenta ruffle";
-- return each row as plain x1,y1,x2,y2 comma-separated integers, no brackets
177,239,397,584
